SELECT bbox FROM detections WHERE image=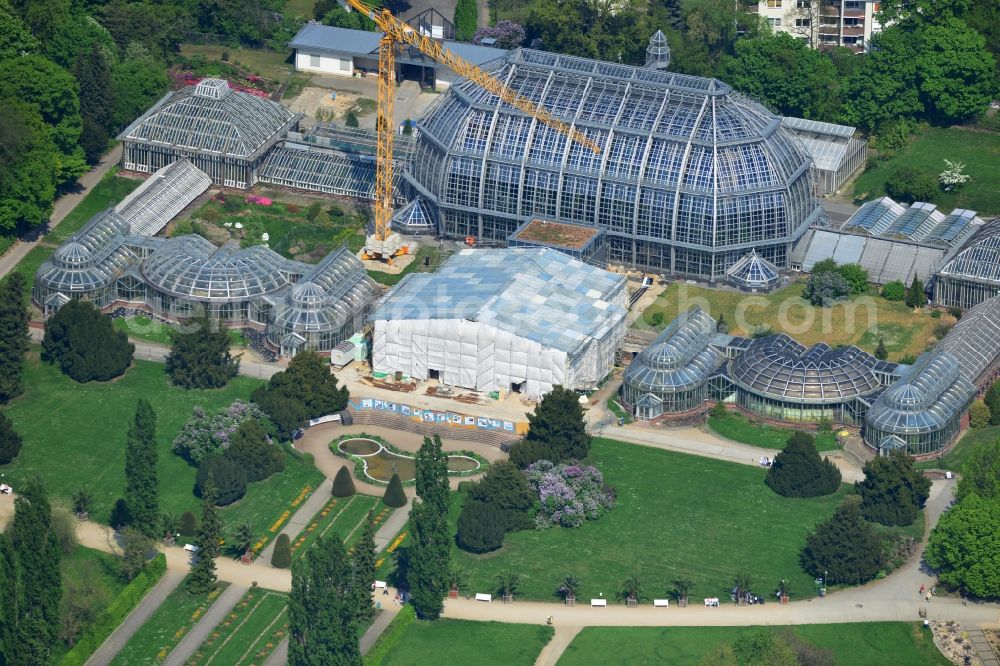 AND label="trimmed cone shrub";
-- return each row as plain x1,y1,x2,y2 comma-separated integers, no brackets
765,432,841,498
456,500,505,553
382,473,407,508
179,511,198,537
332,465,357,497
271,533,291,568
